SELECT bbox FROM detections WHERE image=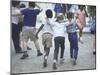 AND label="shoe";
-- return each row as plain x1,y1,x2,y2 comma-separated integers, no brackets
43,59,47,68
60,58,65,64
20,53,29,59
16,51,25,54
79,37,83,44
27,46,32,50
53,63,57,70
37,52,43,56
71,58,77,65
93,51,96,55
